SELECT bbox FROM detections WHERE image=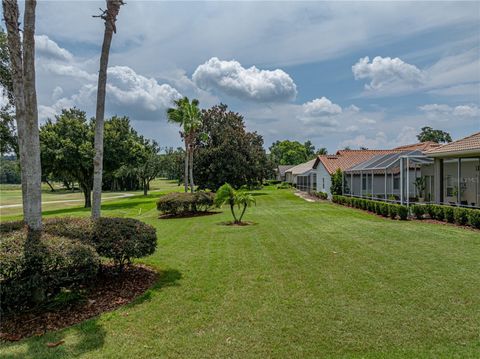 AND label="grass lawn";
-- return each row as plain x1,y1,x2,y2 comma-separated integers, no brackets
1,184,479,358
